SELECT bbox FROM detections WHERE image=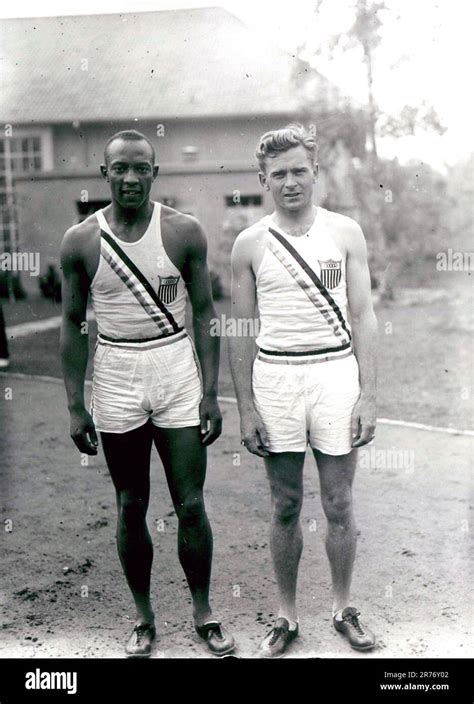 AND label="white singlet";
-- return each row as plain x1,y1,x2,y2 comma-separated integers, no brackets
254,206,352,359
90,201,187,341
